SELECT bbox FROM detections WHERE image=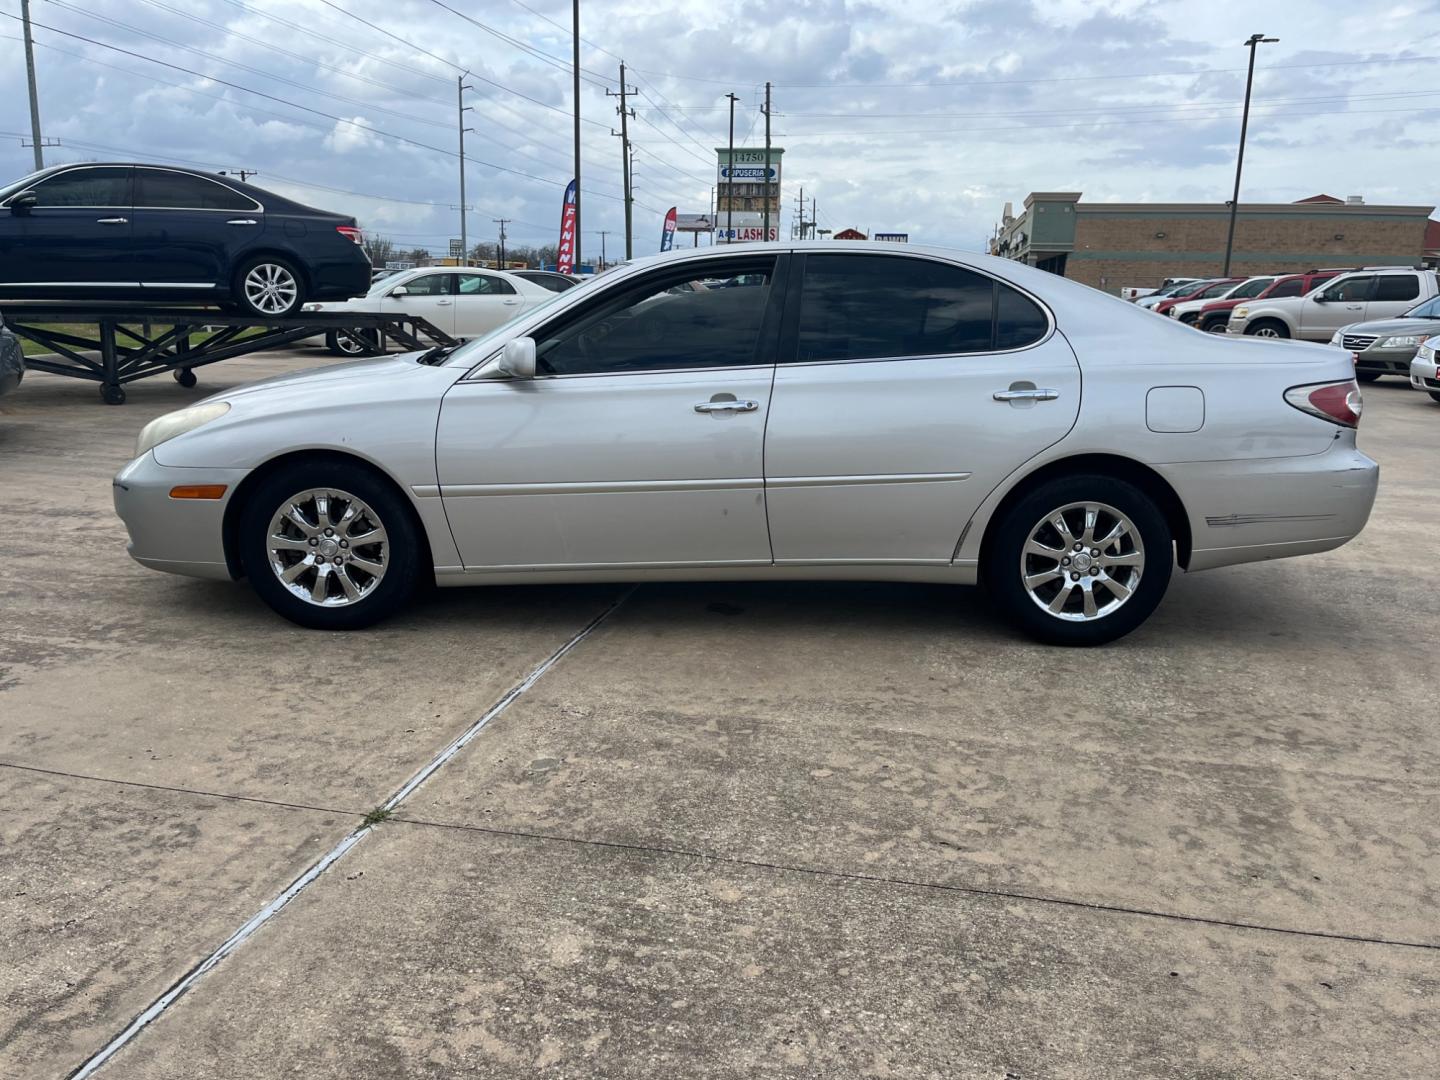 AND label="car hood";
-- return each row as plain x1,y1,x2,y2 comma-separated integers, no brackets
197,353,436,405
1339,316,1440,337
